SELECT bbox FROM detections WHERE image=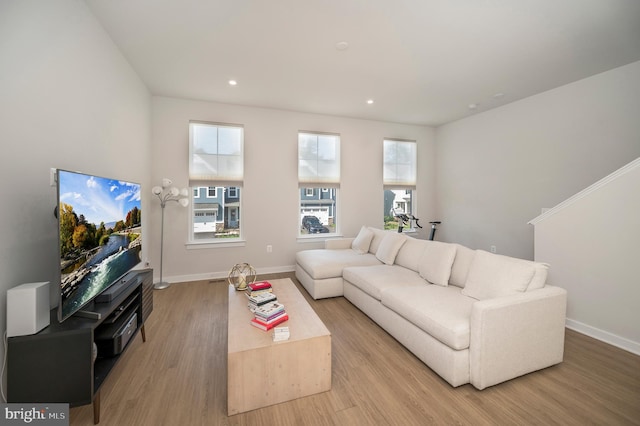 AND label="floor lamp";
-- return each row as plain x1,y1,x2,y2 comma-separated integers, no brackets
152,178,189,289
